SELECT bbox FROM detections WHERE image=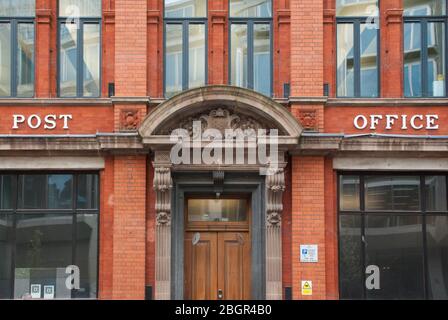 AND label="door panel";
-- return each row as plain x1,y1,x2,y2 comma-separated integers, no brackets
217,232,251,300
184,232,218,300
